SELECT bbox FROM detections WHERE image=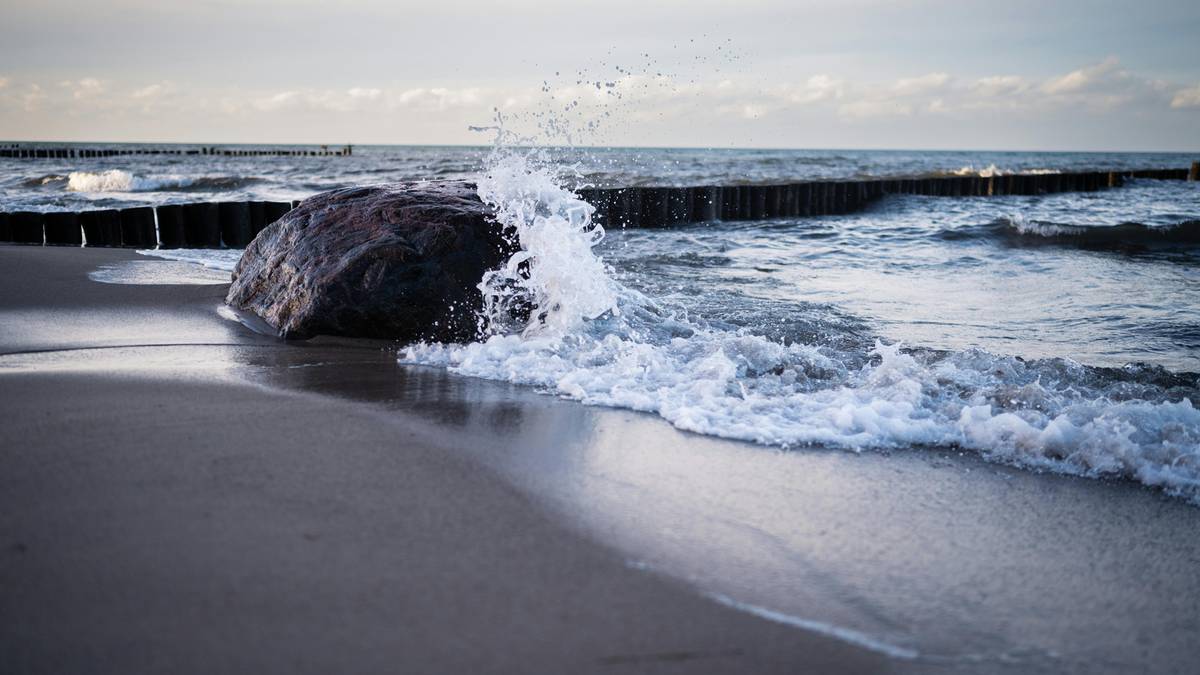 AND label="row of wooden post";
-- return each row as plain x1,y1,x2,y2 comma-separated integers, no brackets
578,167,1196,228
0,146,353,159
0,201,297,249
1,166,1195,246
